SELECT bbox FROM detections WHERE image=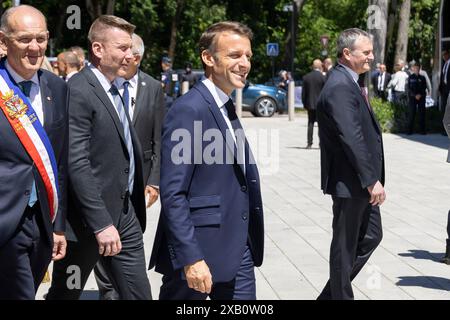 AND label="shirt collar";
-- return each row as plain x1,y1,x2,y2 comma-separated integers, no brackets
5,60,39,86
89,64,115,93
201,77,230,109
115,72,138,89
339,63,359,84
